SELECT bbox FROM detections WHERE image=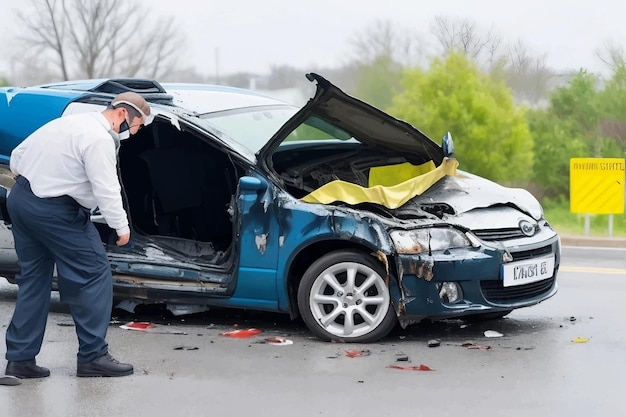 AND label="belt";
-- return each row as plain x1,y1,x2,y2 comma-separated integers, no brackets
15,176,86,209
